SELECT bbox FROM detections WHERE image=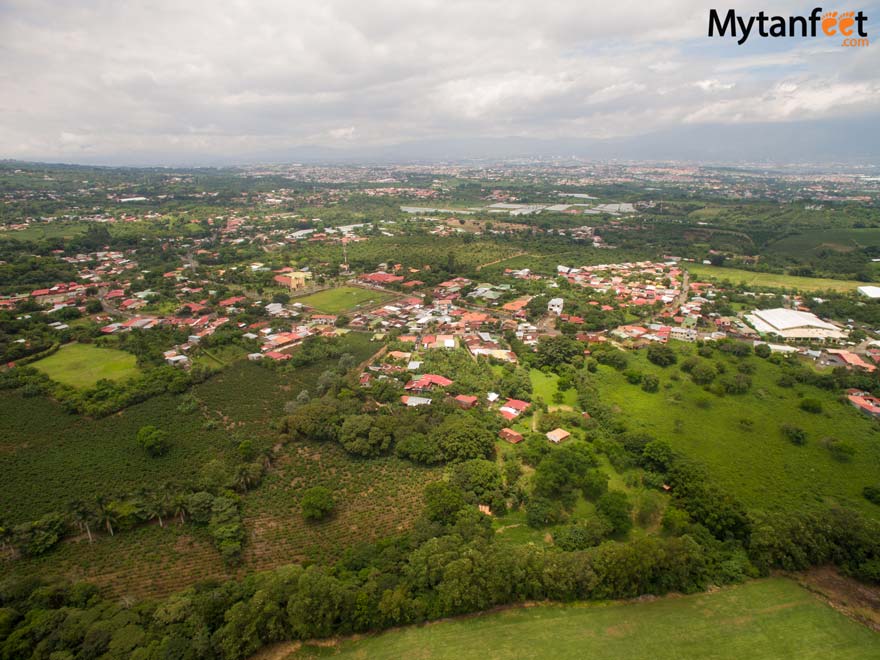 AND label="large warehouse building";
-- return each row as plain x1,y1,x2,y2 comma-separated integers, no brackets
744,308,846,341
